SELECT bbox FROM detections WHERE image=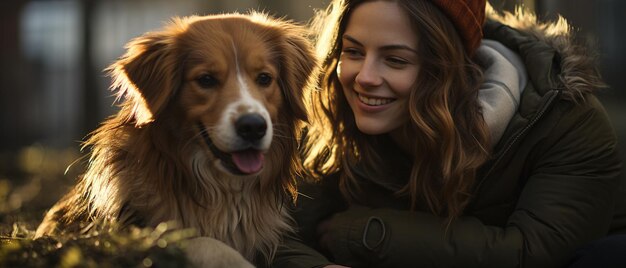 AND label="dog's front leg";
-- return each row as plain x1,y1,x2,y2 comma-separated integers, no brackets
184,237,254,268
